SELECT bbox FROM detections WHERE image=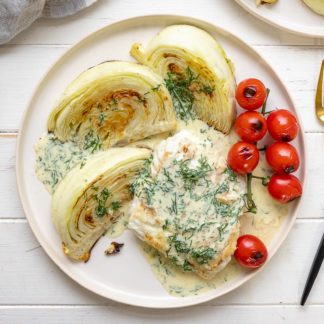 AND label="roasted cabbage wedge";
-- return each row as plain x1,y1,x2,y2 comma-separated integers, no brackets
48,61,176,149
52,147,151,261
130,25,236,134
